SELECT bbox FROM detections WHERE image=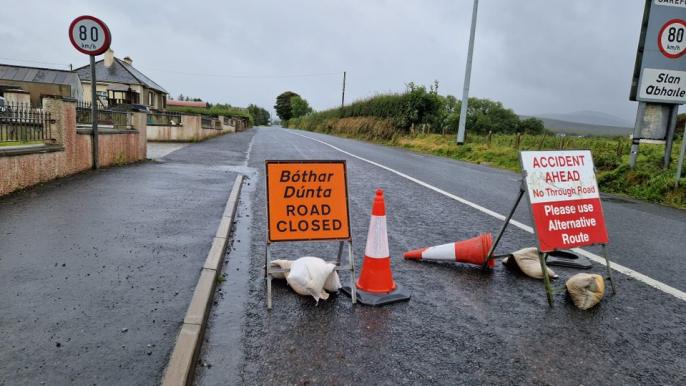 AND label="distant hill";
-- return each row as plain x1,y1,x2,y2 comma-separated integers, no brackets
520,115,633,137
535,110,634,127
